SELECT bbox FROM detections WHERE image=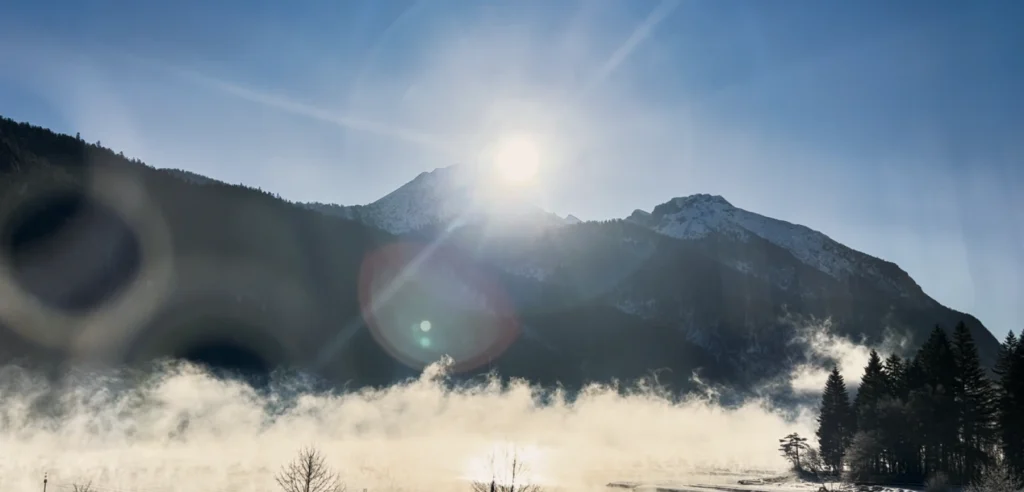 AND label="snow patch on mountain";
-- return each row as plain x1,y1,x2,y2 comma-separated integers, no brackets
305,165,576,235
356,165,480,234
627,194,915,294
304,167,918,297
